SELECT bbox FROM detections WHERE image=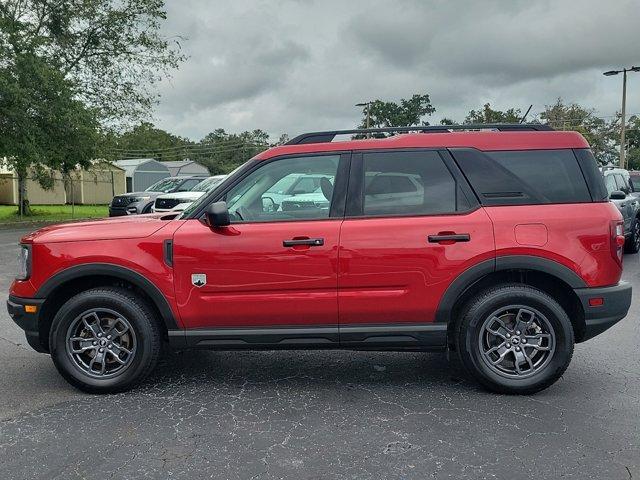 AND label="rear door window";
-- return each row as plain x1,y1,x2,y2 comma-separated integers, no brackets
358,150,471,216
452,149,592,205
